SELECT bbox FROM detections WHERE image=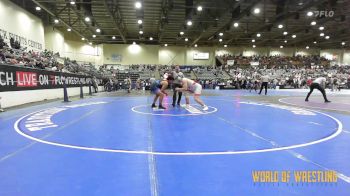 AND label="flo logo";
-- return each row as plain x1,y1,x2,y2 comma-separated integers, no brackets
314,10,335,17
